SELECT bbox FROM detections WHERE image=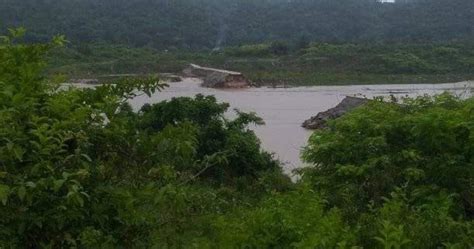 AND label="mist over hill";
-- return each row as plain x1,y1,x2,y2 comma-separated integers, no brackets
1,0,473,49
